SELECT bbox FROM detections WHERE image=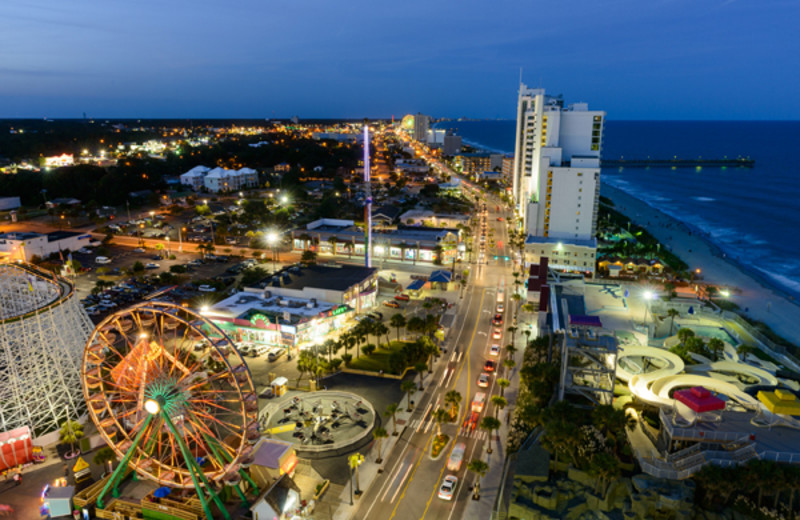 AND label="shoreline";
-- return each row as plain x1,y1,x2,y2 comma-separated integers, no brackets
600,182,800,346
